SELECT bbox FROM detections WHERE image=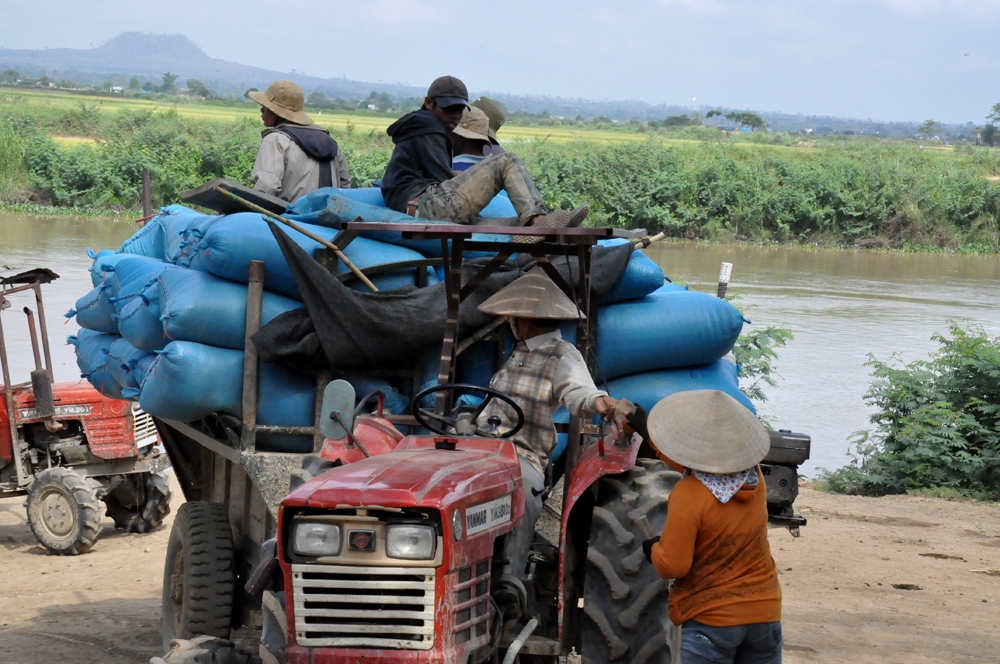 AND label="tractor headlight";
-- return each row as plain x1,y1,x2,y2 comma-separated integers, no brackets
292,522,341,557
386,525,436,560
